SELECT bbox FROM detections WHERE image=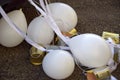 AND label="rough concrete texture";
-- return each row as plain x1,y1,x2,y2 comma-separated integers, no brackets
0,0,120,80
